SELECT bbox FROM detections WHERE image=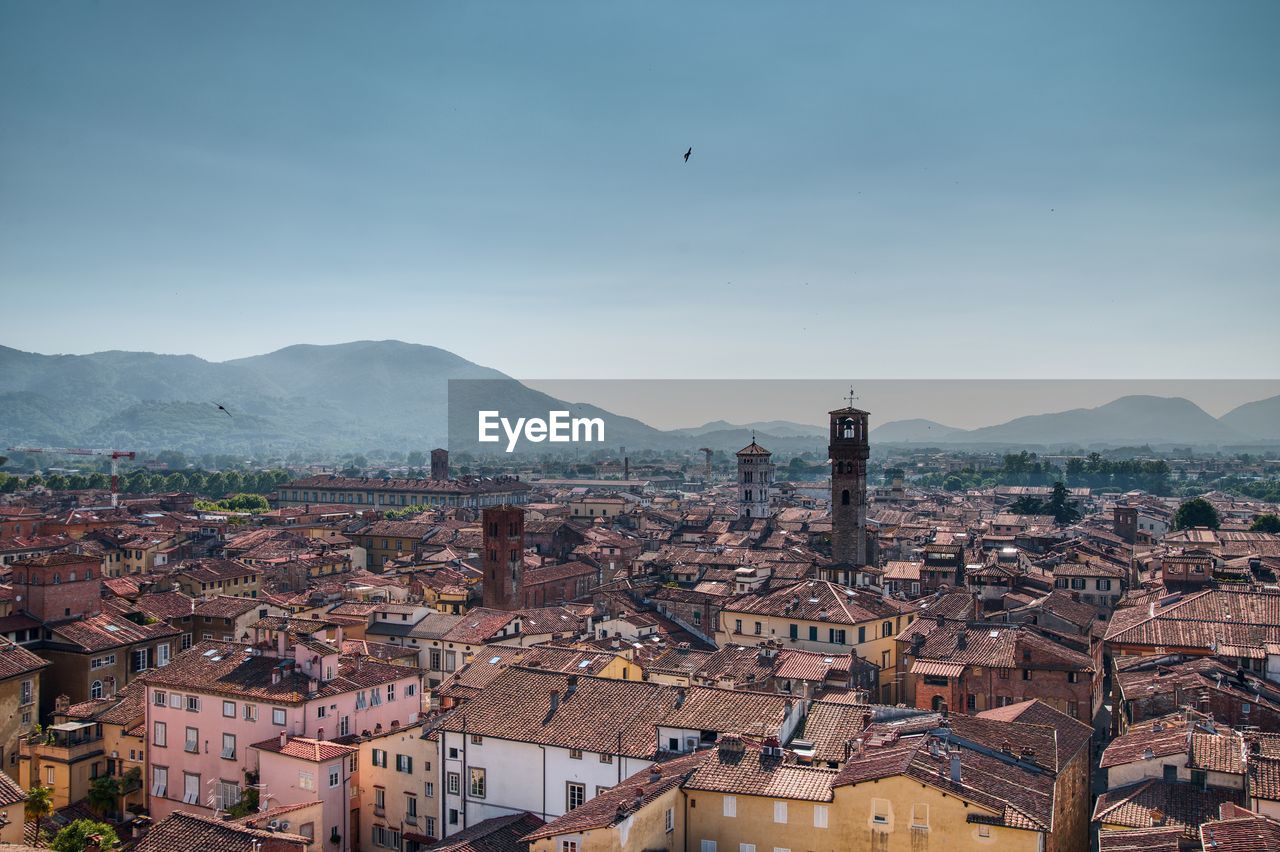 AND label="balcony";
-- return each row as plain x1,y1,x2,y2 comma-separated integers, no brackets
27,721,105,762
